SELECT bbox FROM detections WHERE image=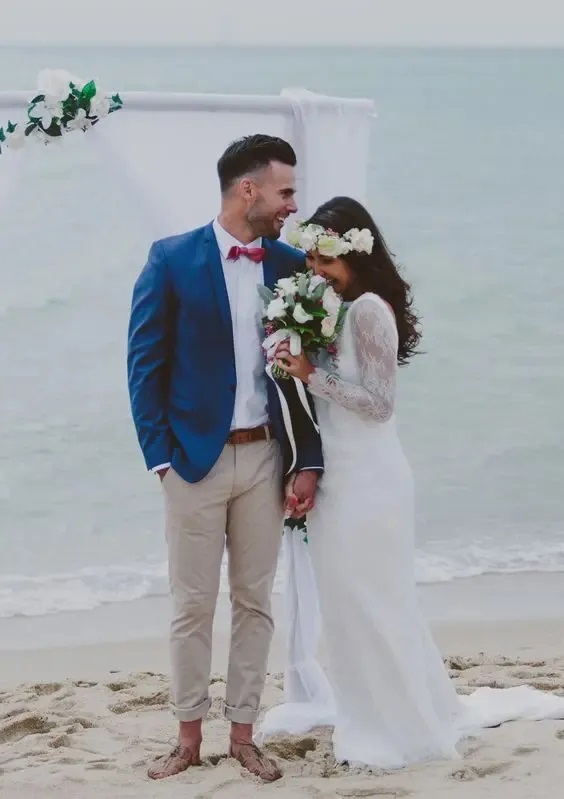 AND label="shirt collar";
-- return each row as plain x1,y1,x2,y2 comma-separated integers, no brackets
212,218,262,260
